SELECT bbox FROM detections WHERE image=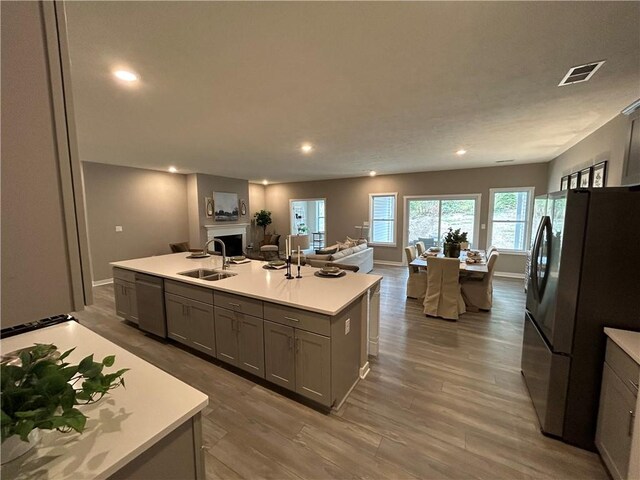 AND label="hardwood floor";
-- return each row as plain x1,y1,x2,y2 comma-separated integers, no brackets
74,266,606,479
